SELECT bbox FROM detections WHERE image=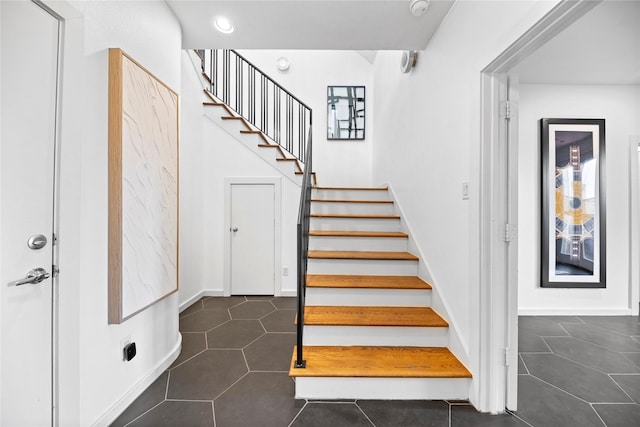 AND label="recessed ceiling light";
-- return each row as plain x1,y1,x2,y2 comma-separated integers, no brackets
213,16,235,34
